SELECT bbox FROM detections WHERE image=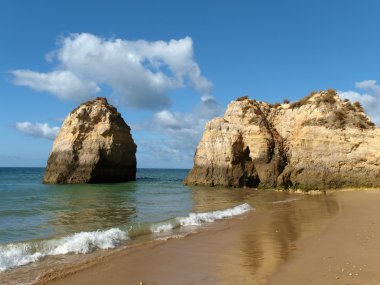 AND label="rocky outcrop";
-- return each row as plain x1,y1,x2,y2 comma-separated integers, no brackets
44,97,137,184
185,90,380,190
